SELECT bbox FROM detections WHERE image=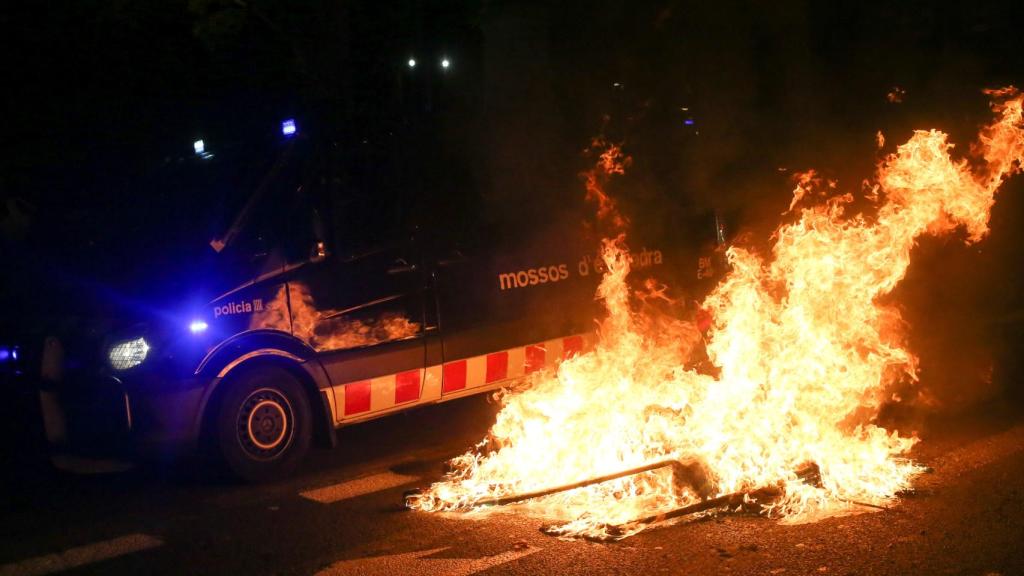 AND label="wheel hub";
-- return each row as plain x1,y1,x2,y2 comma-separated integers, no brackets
236,388,294,460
